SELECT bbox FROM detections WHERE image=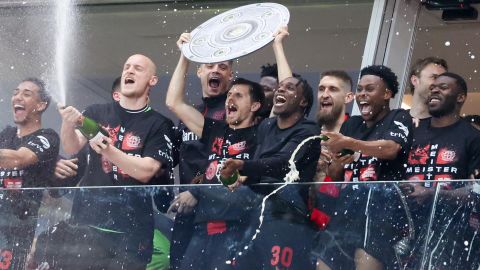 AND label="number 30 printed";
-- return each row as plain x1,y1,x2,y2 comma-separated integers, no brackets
270,245,293,268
